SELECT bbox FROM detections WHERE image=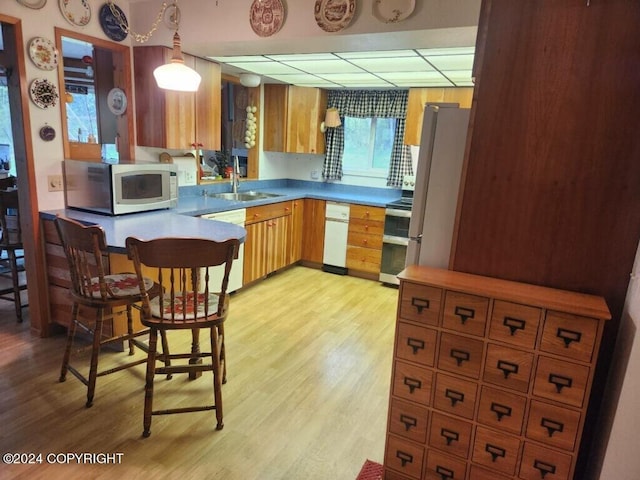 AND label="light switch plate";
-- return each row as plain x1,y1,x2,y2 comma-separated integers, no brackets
48,175,63,192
